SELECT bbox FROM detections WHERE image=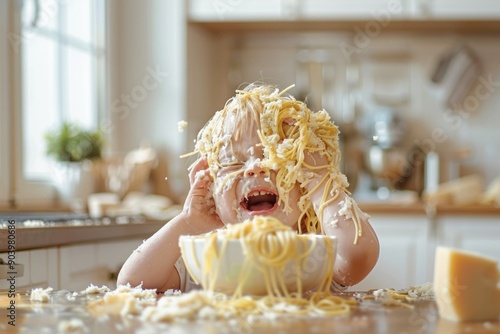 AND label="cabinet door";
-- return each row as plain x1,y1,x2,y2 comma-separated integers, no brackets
28,248,58,289
59,243,102,291
0,250,30,289
0,248,58,290
352,214,430,291
189,0,295,21
436,216,500,263
424,0,500,19
300,0,408,19
59,238,143,291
